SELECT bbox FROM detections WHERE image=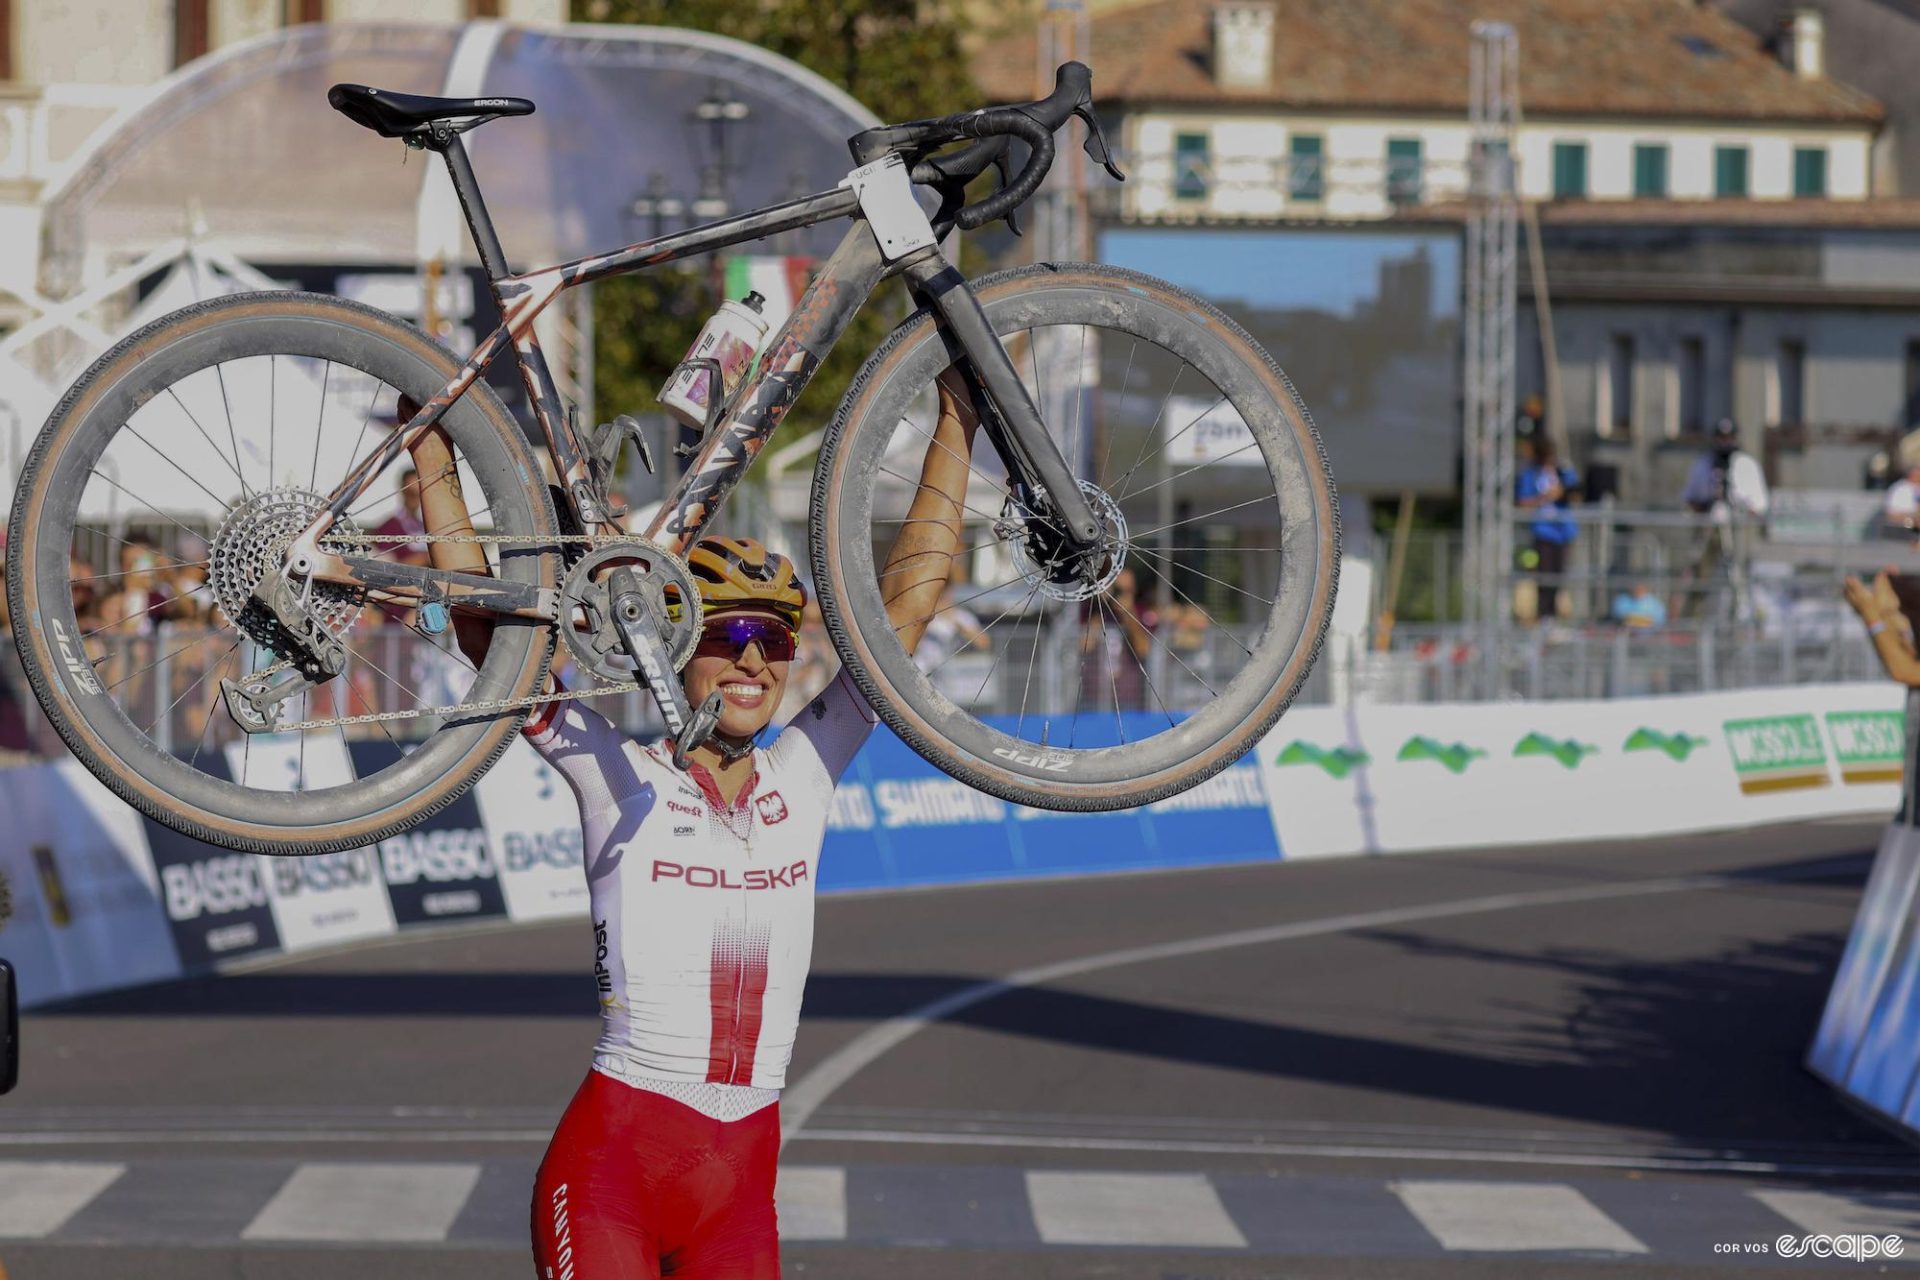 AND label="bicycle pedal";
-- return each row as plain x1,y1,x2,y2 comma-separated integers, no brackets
672,692,726,771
